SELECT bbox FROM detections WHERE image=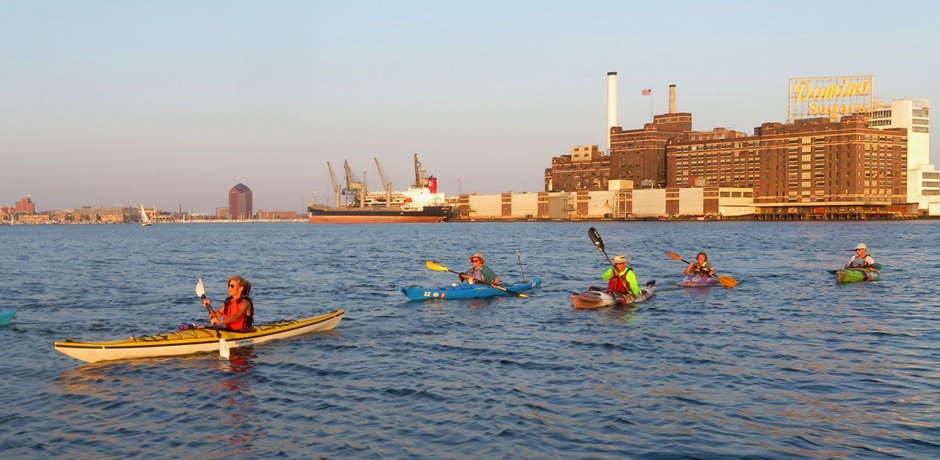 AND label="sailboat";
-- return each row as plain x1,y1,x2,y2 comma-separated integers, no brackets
140,204,152,227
